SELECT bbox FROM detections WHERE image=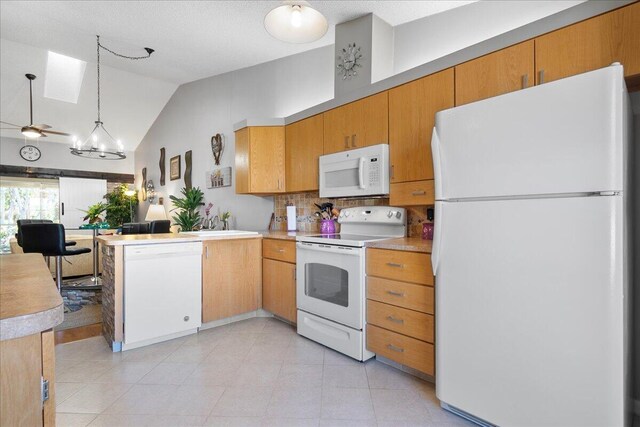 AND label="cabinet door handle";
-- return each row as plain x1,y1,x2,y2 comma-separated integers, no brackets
386,262,403,268
386,315,404,324
521,74,528,89
205,246,209,259
538,69,545,84
391,165,394,180
411,190,426,196
386,290,405,297
344,136,349,149
387,344,404,353
351,134,357,148
293,267,296,281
